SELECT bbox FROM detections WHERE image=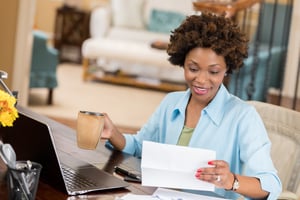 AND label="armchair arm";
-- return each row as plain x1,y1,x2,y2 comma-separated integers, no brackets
47,46,59,57
32,31,59,72
278,190,299,200
46,46,59,71
90,5,112,38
